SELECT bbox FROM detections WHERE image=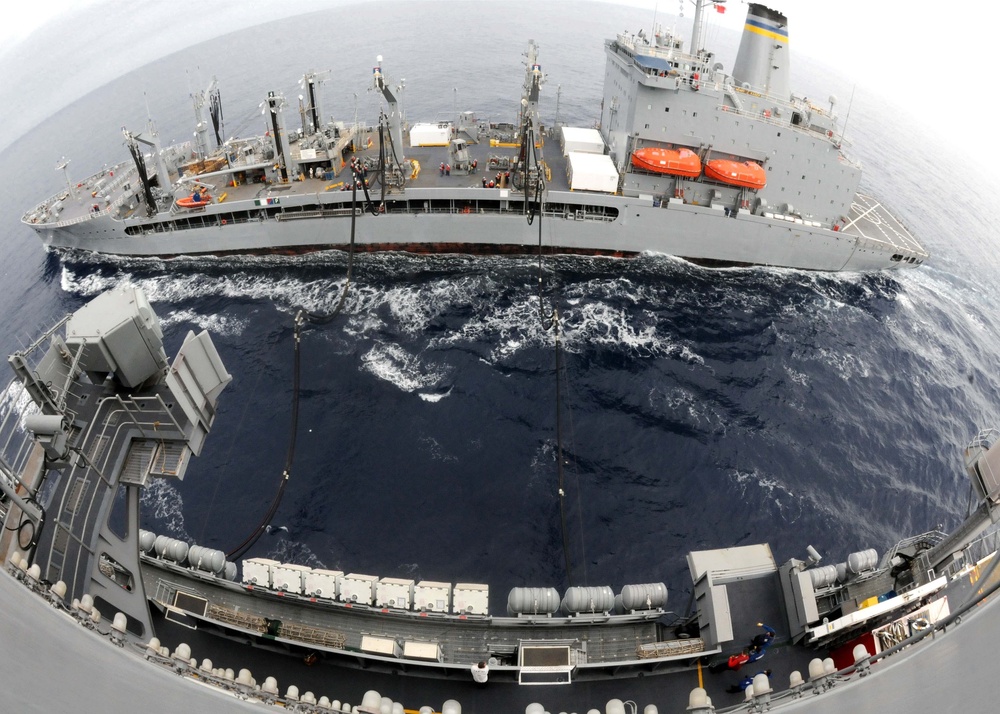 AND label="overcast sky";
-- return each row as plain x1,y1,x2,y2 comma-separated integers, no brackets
1,0,995,154
4,0,991,103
